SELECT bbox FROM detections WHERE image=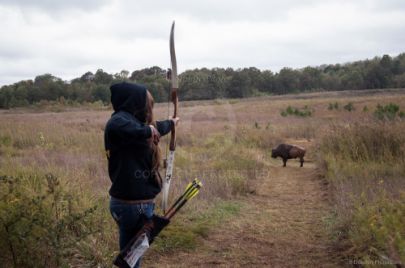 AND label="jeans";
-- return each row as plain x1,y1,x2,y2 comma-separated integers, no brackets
110,197,155,268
